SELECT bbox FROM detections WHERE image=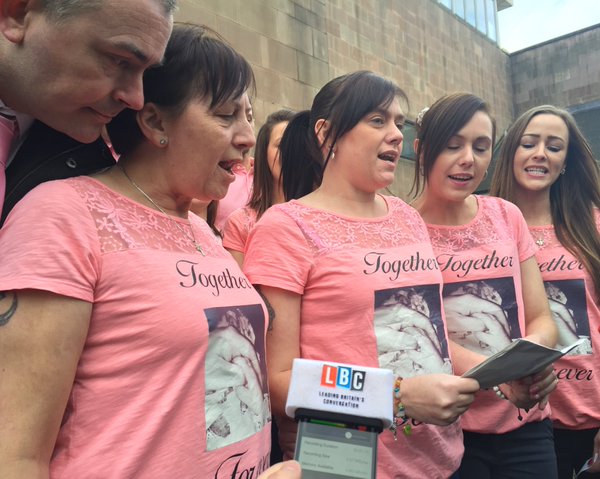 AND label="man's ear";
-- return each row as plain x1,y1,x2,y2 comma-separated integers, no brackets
136,103,169,148
0,0,34,44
